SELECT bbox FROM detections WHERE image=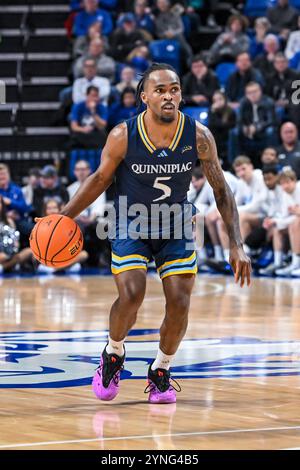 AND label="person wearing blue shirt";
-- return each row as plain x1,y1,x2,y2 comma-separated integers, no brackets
73,0,113,37
71,85,108,150
0,164,29,220
134,0,155,35
108,87,137,128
